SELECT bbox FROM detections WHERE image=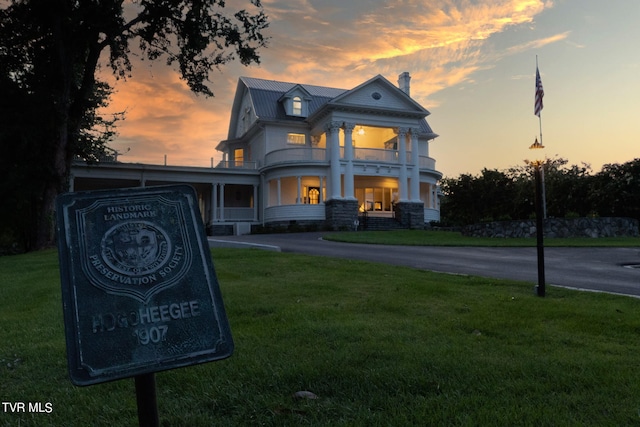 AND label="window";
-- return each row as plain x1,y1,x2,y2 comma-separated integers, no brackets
287,133,305,145
307,187,320,205
233,148,244,167
292,96,302,115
